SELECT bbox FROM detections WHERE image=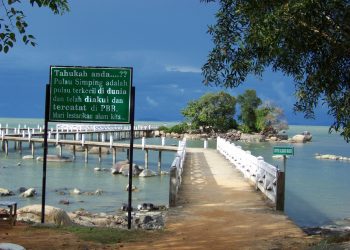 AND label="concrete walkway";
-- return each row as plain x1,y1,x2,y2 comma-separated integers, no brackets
127,148,316,249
